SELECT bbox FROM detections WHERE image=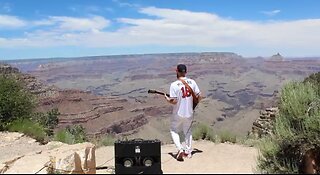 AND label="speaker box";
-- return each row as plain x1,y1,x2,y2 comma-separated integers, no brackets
114,139,162,174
